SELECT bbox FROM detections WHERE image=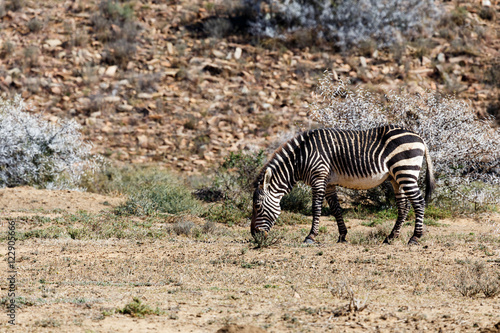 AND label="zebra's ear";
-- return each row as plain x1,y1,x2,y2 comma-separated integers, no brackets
263,168,272,191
